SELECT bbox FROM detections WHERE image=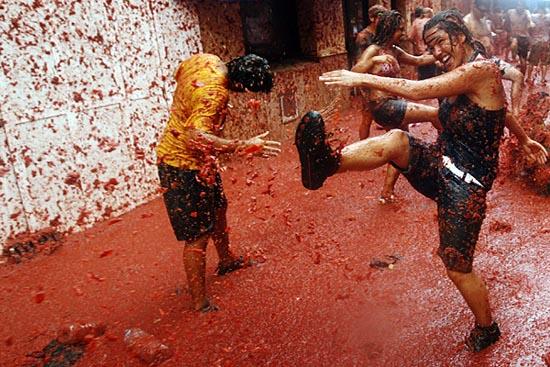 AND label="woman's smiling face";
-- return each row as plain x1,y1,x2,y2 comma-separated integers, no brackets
424,27,465,71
